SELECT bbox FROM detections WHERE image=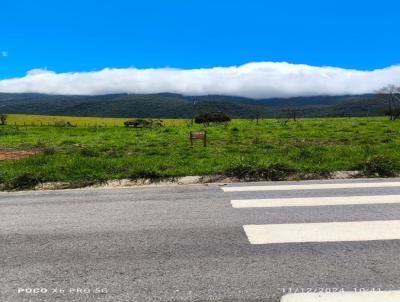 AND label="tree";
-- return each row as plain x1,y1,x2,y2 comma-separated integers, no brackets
383,107,400,120
286,108,297,121
250,109,262,125
377,85,400,120
284,99,298,121
194,111,231,125
0,114,7,125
